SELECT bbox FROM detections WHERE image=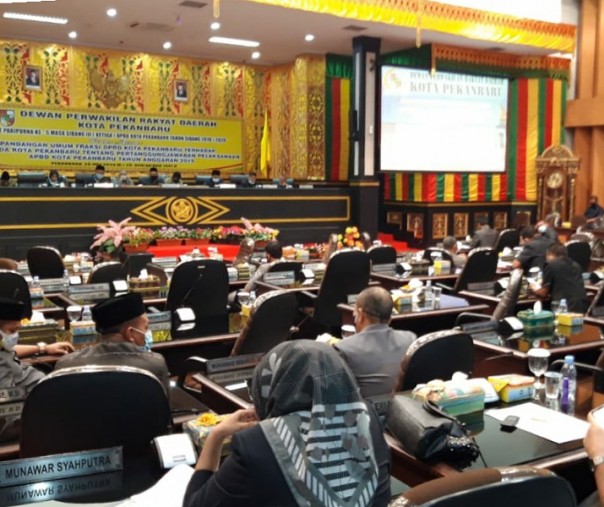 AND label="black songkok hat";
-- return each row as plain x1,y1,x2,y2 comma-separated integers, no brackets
0,297,27,321
92,293,145,333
